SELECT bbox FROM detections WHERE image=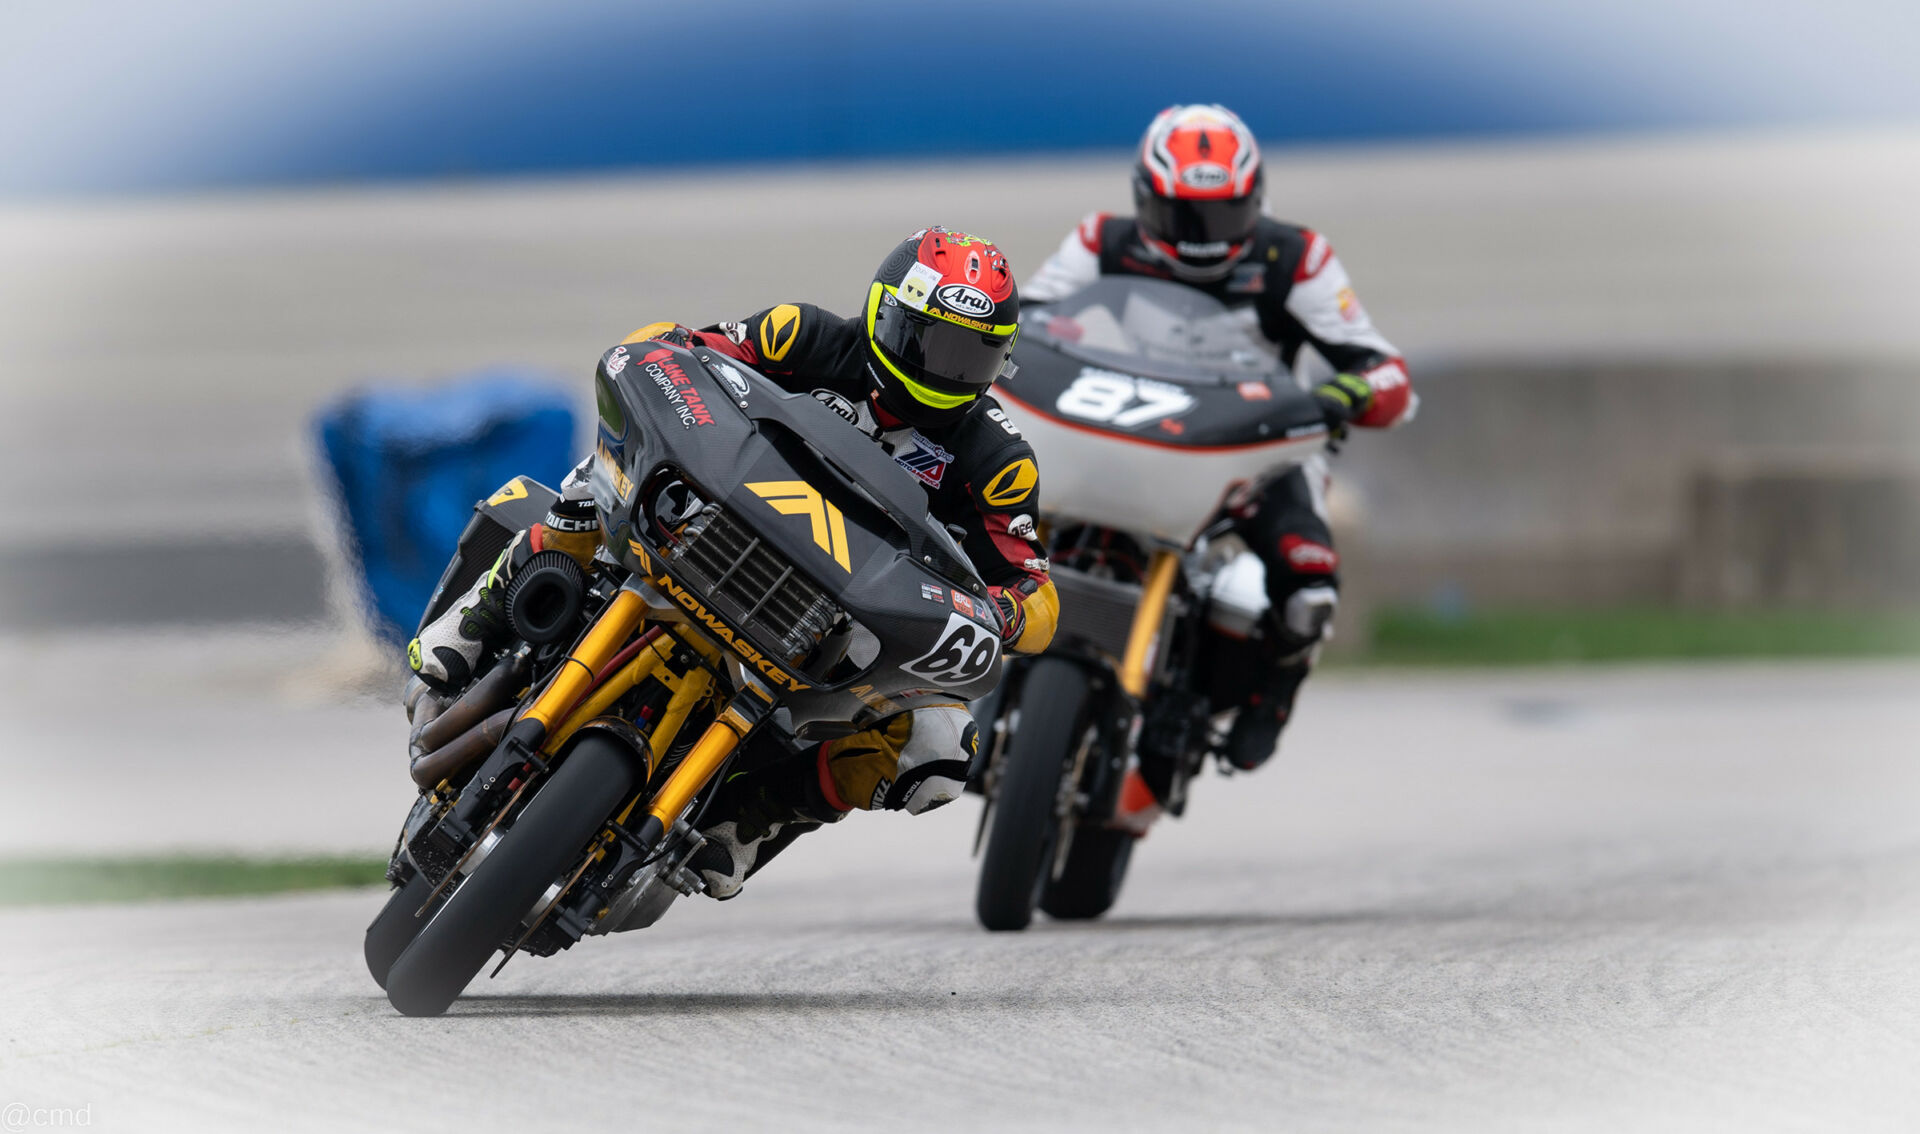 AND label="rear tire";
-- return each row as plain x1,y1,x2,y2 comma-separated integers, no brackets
1039,827,1134,920
363,869,440,990
385,735,640,1017
975,659,1090,932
